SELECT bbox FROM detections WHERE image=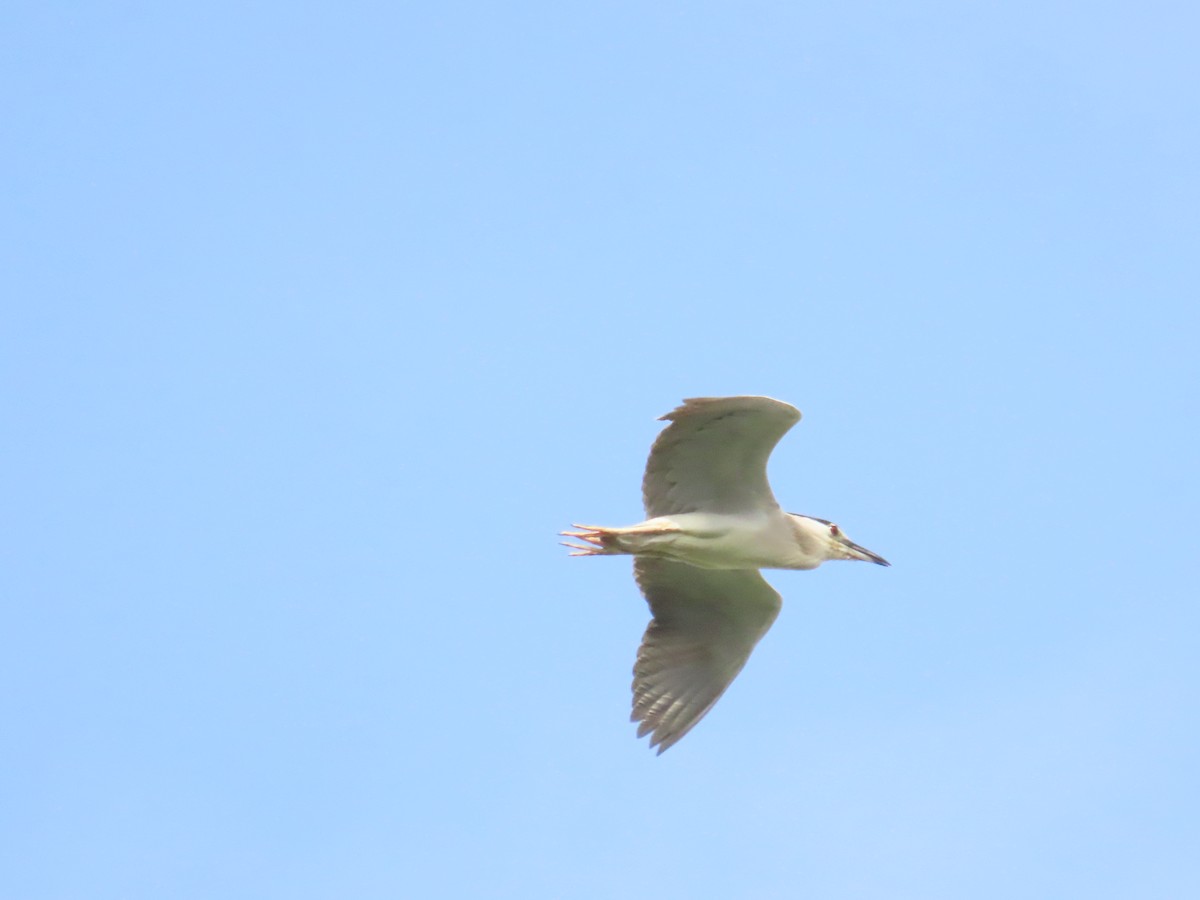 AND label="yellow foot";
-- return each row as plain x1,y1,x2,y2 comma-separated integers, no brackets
559,524,616,556
560,529,605,546
560,540,605,557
